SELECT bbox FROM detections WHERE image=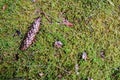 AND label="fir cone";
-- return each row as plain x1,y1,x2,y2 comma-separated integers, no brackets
20,17,41,51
